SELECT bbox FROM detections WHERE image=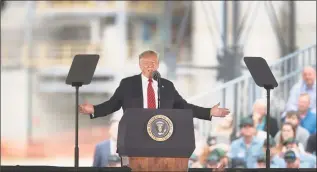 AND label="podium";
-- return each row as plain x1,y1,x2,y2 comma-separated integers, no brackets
117,108,195,172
